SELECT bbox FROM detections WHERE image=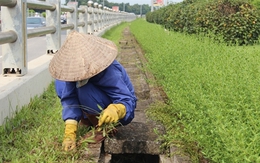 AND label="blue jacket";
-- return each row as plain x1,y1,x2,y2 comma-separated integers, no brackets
55,60,137,125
